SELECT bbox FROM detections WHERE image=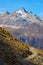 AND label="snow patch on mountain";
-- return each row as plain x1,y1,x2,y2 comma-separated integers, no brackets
16,8,28,18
